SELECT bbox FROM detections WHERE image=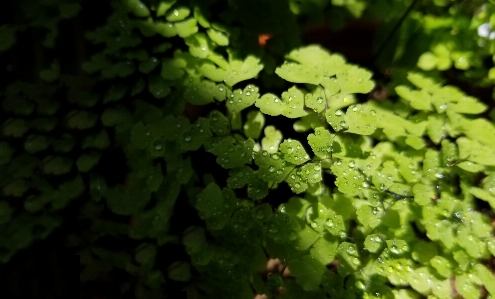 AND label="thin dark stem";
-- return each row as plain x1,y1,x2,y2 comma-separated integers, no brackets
372,0,420,63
